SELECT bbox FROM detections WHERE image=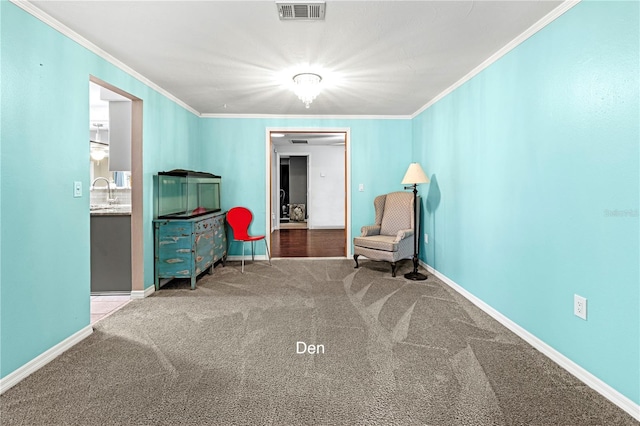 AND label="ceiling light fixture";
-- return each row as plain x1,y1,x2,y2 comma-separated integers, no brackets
90,149,106,162
292,73,322,108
